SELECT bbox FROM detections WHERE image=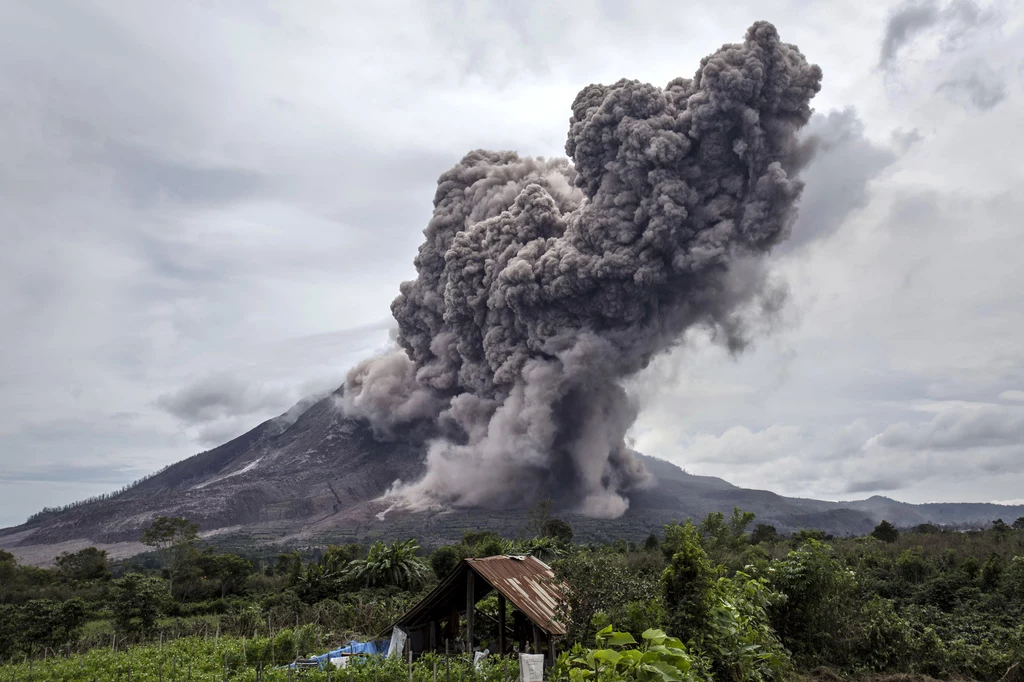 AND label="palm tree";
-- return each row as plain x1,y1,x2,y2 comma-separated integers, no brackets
345,539,430,590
